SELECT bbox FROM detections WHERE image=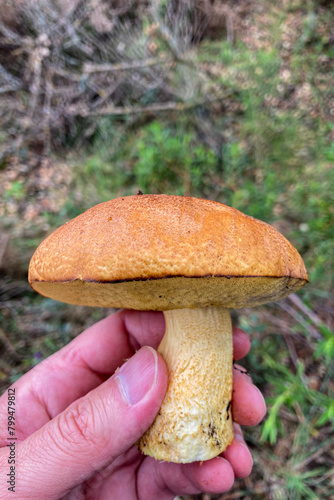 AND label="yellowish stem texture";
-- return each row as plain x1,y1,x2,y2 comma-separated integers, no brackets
138,306,234,463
